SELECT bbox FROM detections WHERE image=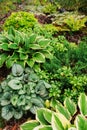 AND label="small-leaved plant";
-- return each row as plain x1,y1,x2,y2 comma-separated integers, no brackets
20,93,87,130
0,27,53,71
0,64,51,120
